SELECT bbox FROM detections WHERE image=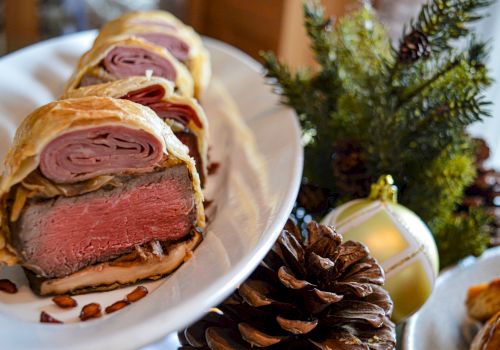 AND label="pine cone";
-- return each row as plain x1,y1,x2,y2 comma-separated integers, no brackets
332,140,372,199
297,184,331,215
460,138,500,246
398,30,430,64
179,221,396,349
